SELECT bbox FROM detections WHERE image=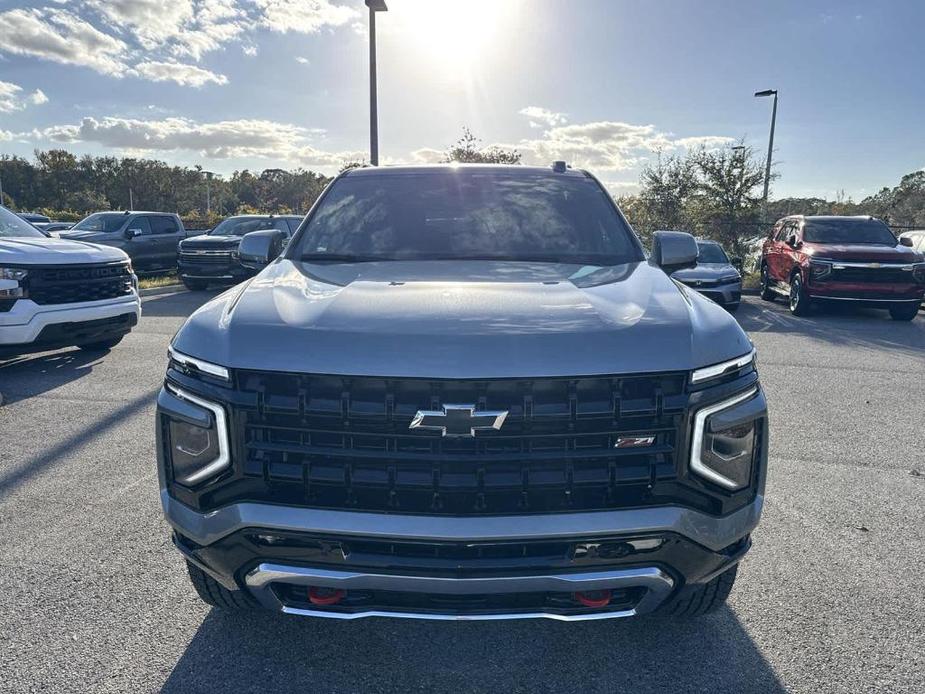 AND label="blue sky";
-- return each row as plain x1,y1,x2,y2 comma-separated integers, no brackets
0,0,922,200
